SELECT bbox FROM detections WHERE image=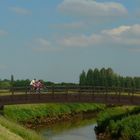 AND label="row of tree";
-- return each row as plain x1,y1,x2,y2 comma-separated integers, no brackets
79,68,140,89
0,79,77,88
0,68,140,89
